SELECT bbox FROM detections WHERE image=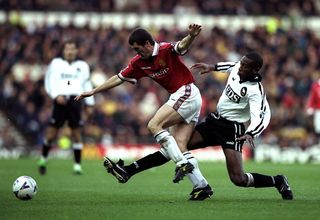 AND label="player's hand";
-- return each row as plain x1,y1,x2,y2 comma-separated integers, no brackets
236,134,255,148
74,91,95,101
56,95,67,105
191,63,214,75
188,24,202,37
